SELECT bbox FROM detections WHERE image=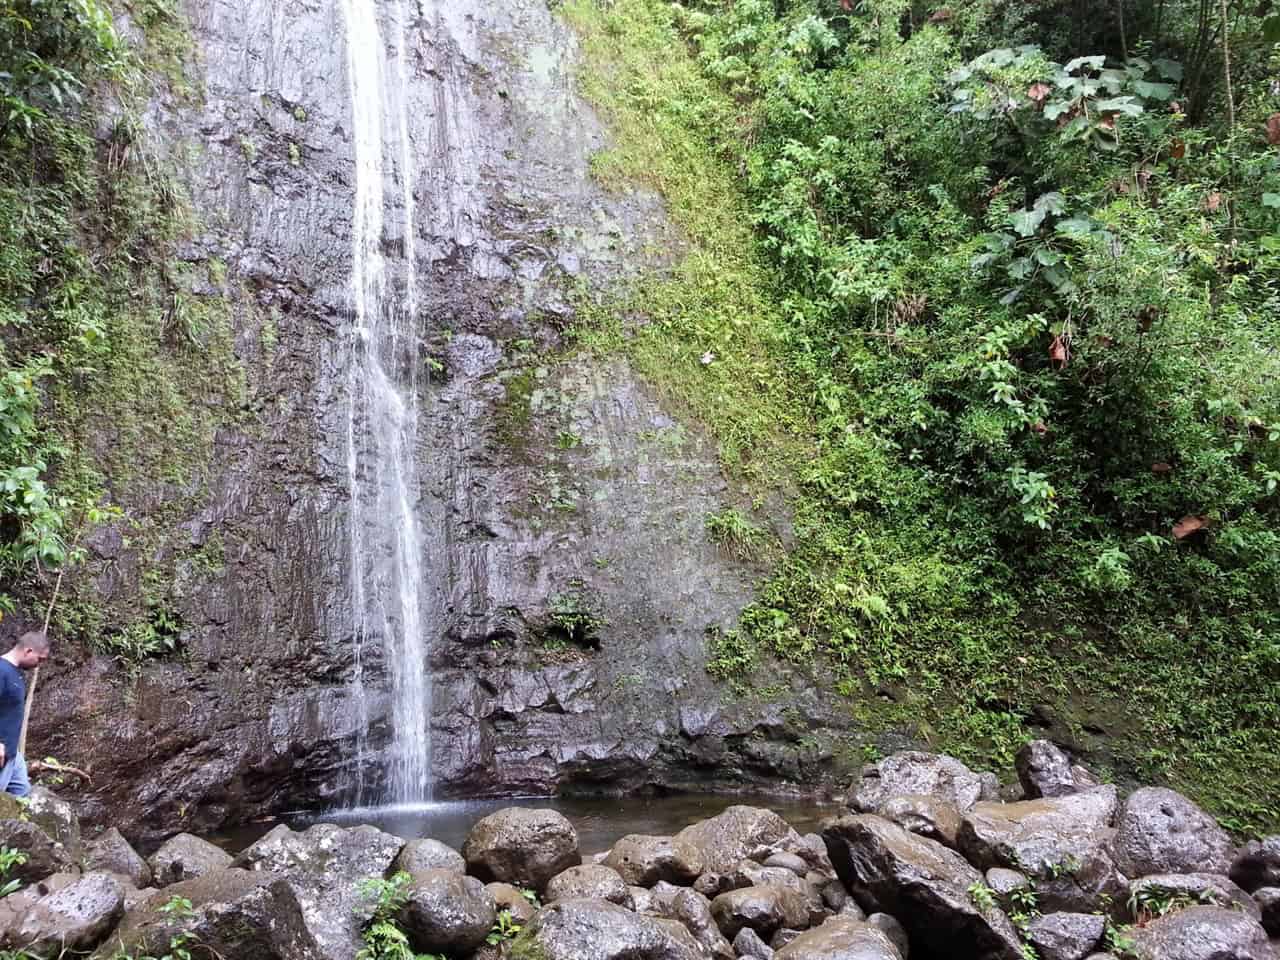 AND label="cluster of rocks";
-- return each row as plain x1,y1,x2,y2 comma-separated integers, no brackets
1,743,1278,960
